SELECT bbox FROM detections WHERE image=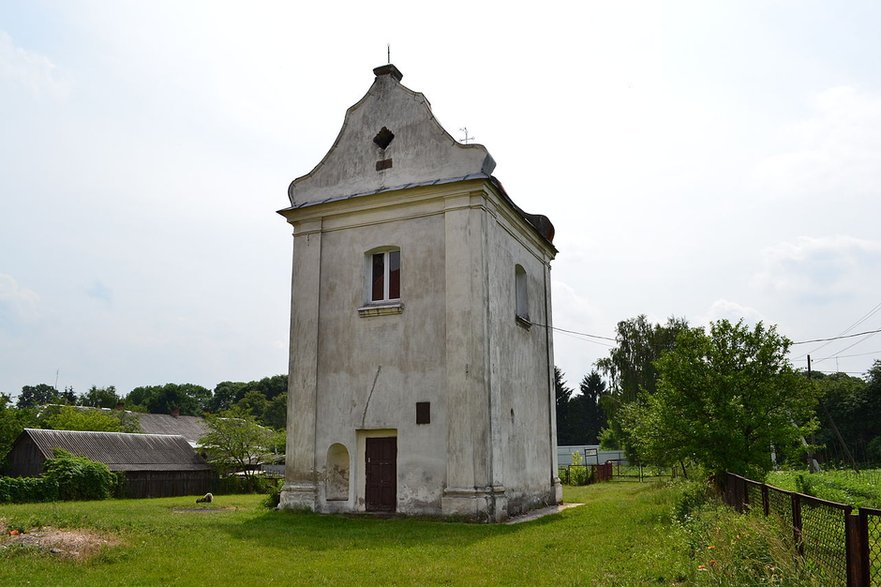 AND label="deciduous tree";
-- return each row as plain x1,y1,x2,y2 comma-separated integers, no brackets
199,410,274,478
78,385,121,409
0,395,38,465
596,315,690,402
40,405,140,433
16,383,60,409
633,319,818,479
125,383,211,416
